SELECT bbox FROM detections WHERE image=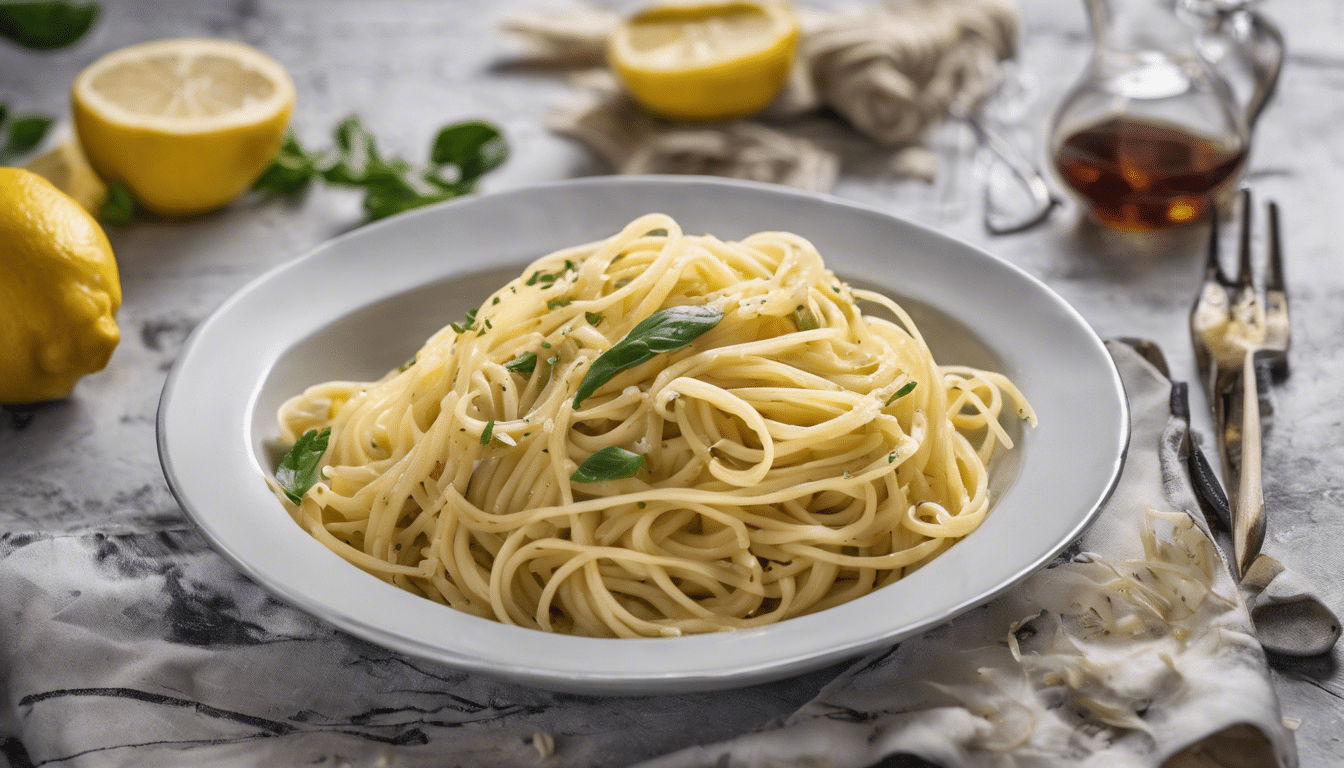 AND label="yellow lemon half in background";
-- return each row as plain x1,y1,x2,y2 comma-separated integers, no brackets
72,38,294,215
0,168,121,403
608,1,799,122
